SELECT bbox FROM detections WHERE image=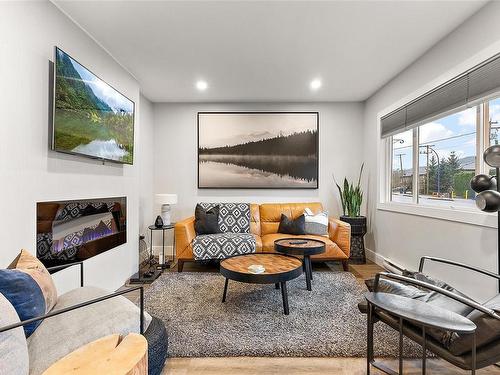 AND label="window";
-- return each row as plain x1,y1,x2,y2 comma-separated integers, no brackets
417,107,477,209
391,130,413,203
488,97,500,146
385,101,499,210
